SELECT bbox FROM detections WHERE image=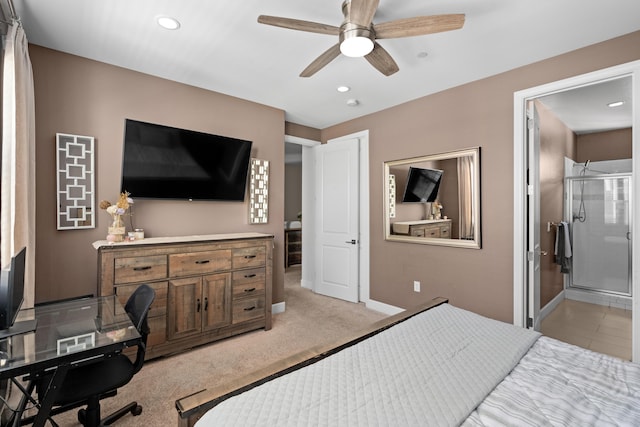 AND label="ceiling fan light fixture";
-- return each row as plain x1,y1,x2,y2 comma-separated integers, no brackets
340,28,374,57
